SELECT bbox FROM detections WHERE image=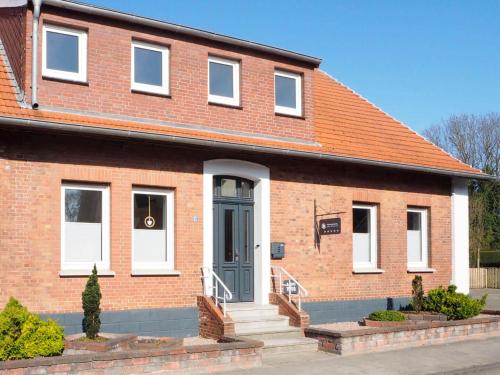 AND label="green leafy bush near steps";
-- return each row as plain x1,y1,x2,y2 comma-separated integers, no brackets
423,285,487,320
0,298,64,361
368,310,406,321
